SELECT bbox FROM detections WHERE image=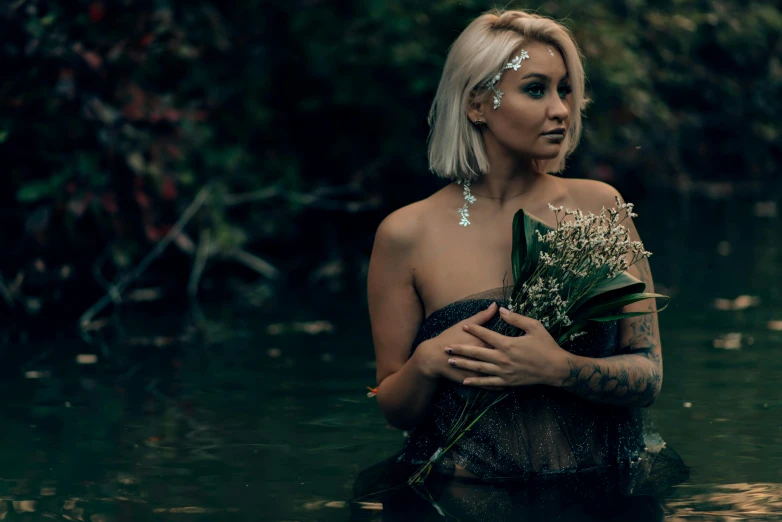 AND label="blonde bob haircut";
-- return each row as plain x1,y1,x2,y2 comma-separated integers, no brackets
427,9,589,181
